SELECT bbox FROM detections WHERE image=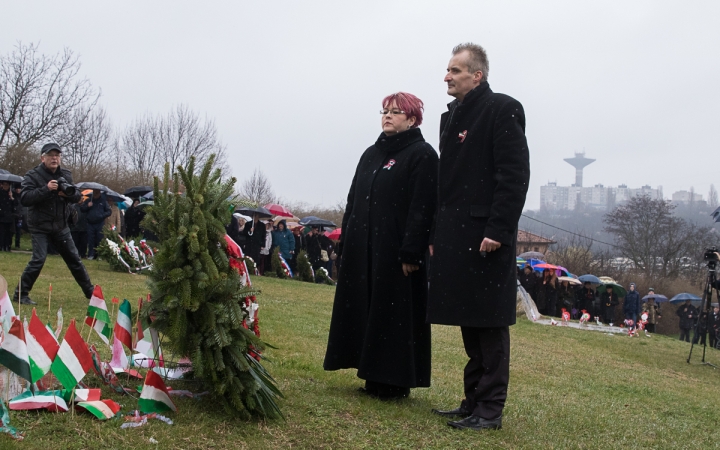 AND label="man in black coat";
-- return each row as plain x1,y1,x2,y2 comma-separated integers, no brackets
0,181,14,251
14,143,94,304
676,299,697,342
518,265,537,301
600,286,619,324
428,43,530,431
